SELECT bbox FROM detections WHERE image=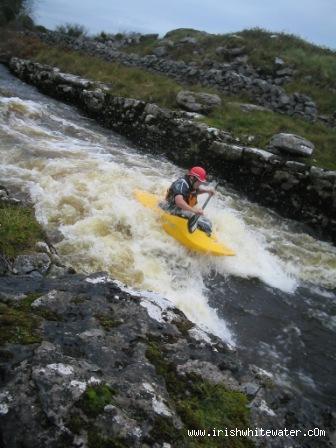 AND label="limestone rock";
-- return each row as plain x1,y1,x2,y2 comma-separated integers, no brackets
13,253,51,275
269,133,315,157
176,90,221,114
